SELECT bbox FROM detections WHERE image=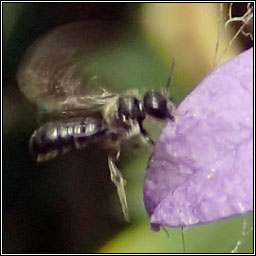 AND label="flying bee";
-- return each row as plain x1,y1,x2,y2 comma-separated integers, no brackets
17,22,176,221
